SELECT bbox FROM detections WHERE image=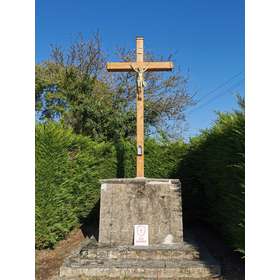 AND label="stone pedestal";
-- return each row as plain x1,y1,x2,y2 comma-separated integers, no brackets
99,178,183,245
59,178,221,279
